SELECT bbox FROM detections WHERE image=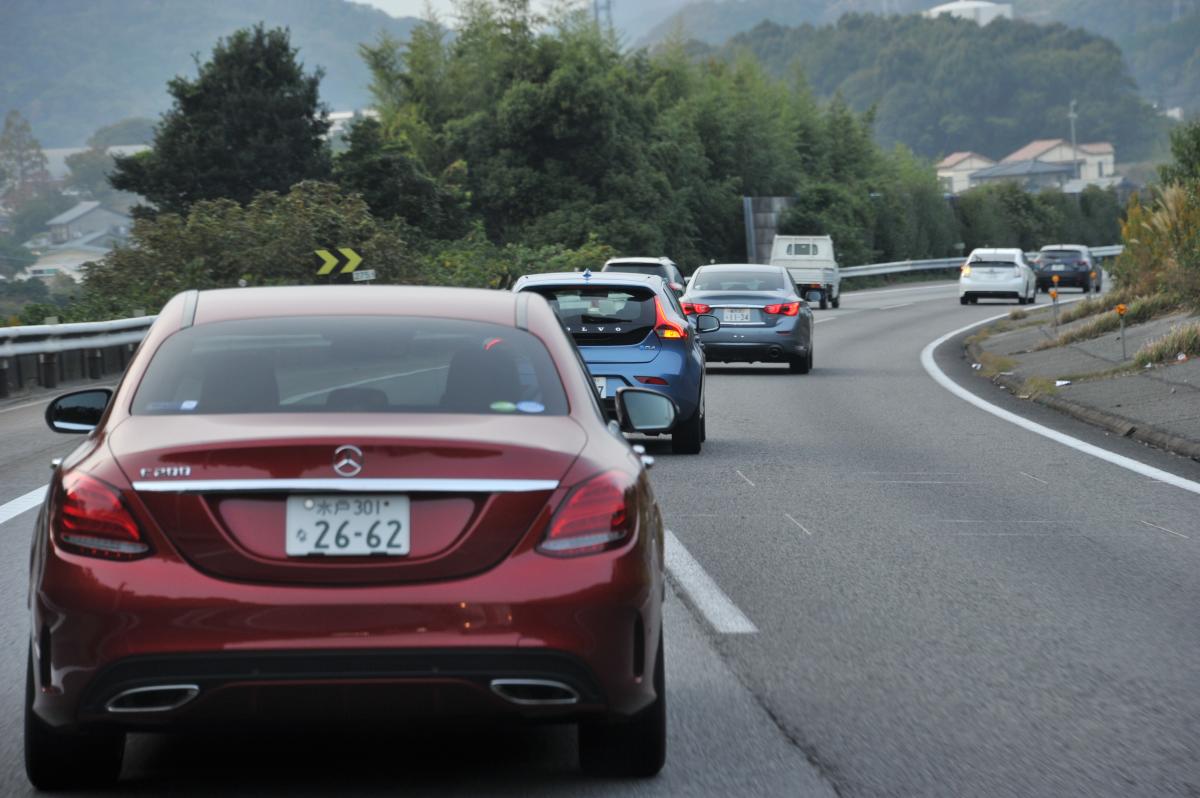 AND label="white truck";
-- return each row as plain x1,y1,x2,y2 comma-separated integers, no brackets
769,235,840,309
